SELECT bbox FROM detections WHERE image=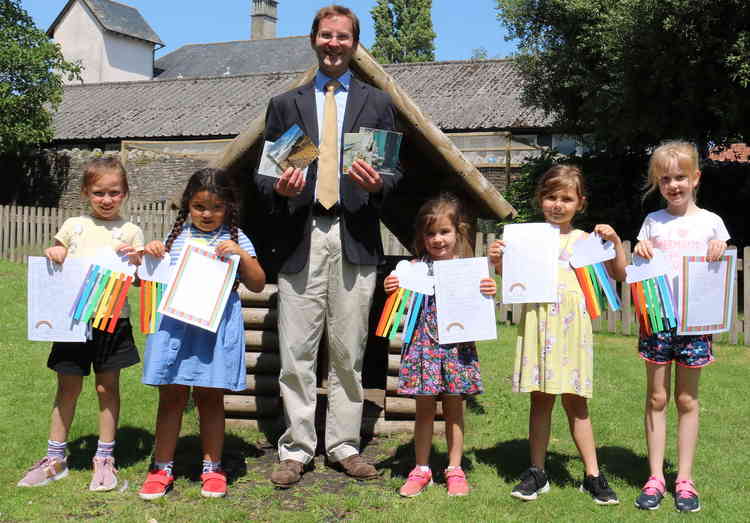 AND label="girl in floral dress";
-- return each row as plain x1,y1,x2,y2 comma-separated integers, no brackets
384,193,496,498
490,165,626,505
